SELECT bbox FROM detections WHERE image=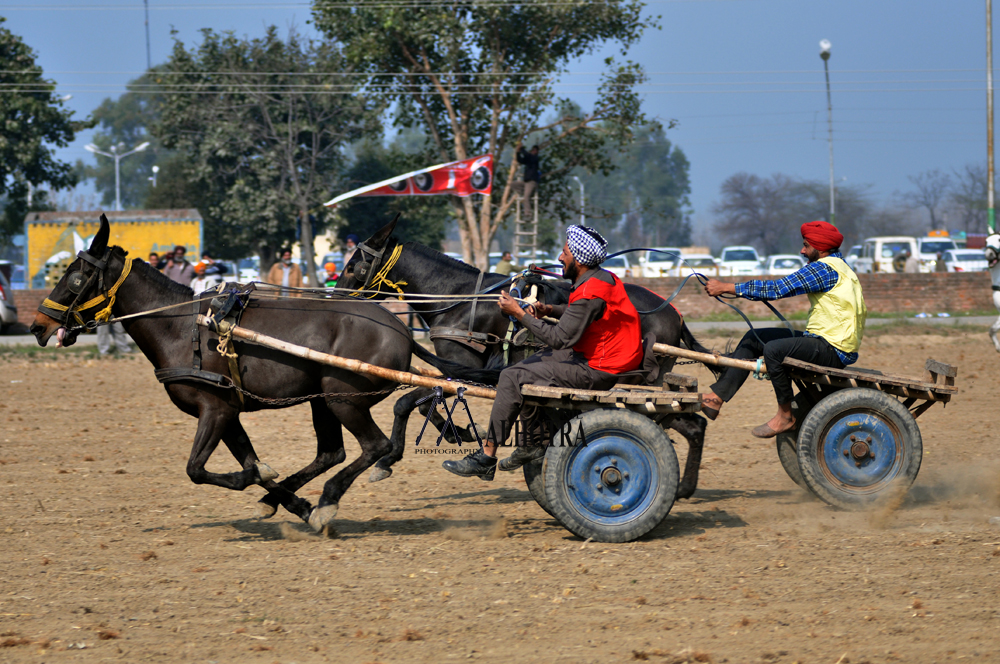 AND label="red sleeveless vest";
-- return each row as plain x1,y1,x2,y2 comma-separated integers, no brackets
568,272,643,374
